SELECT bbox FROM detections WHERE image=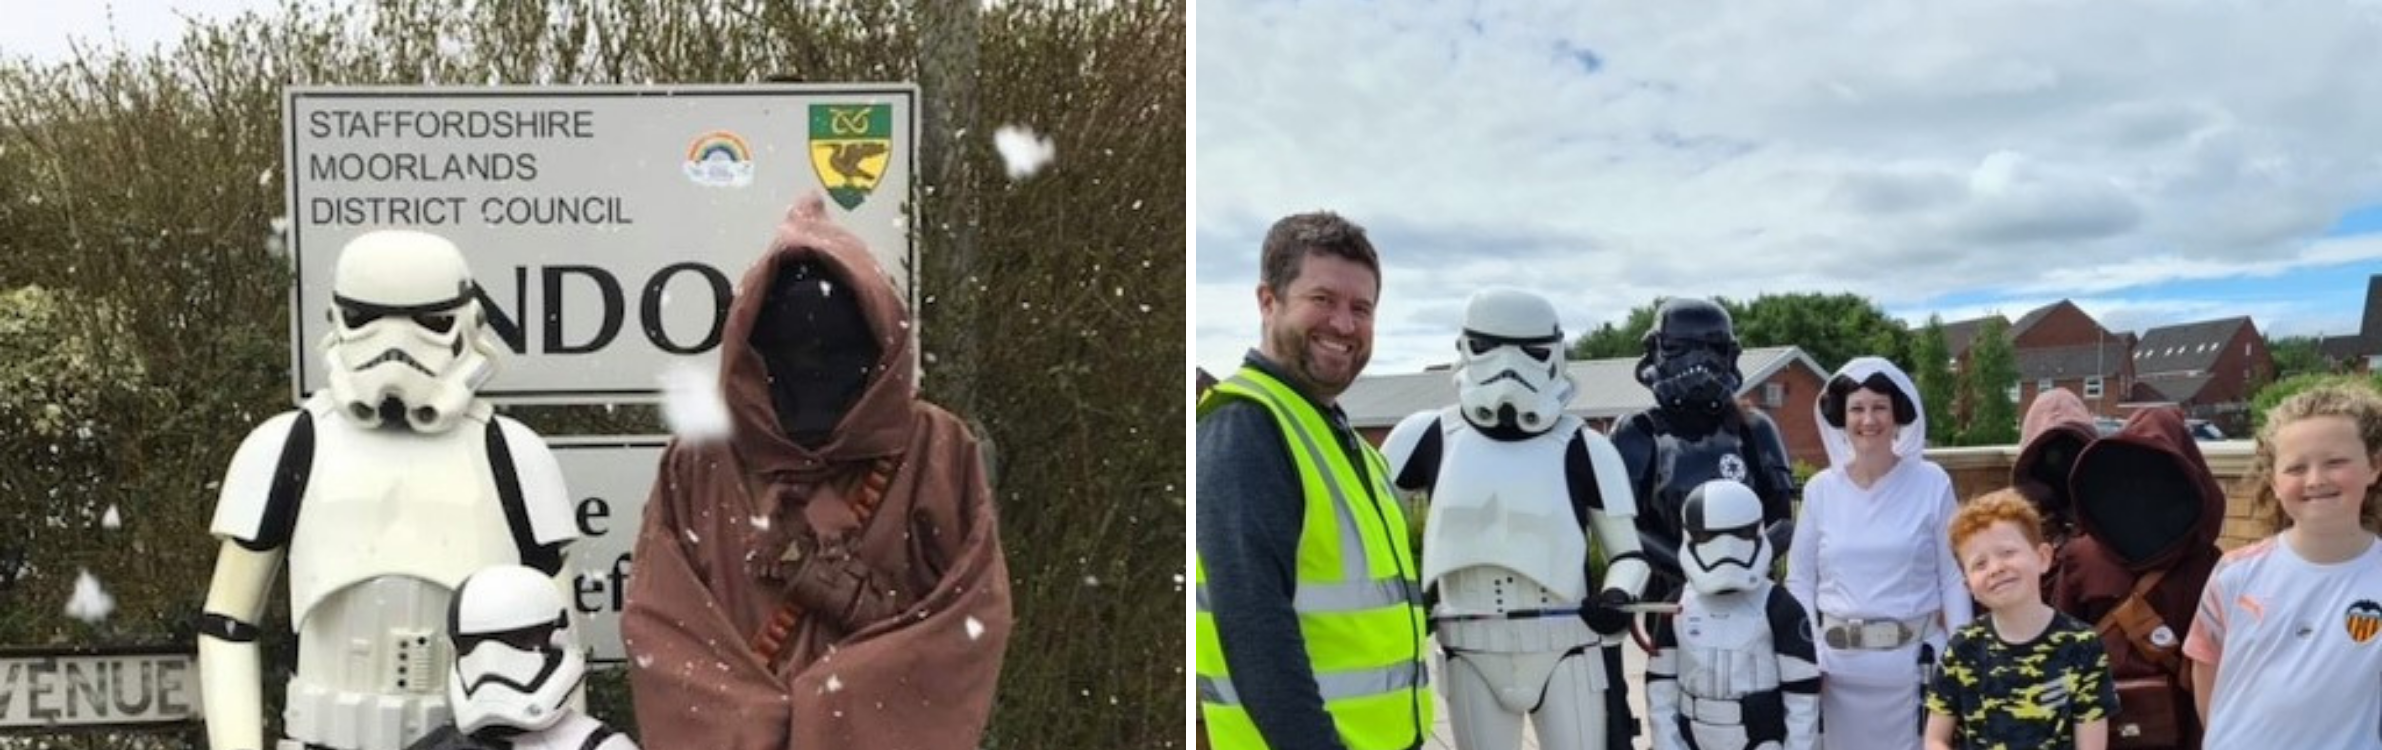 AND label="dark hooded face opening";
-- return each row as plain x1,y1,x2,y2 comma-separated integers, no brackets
2024,432,2088,517
749,260,880,447
2072,443,2204,566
